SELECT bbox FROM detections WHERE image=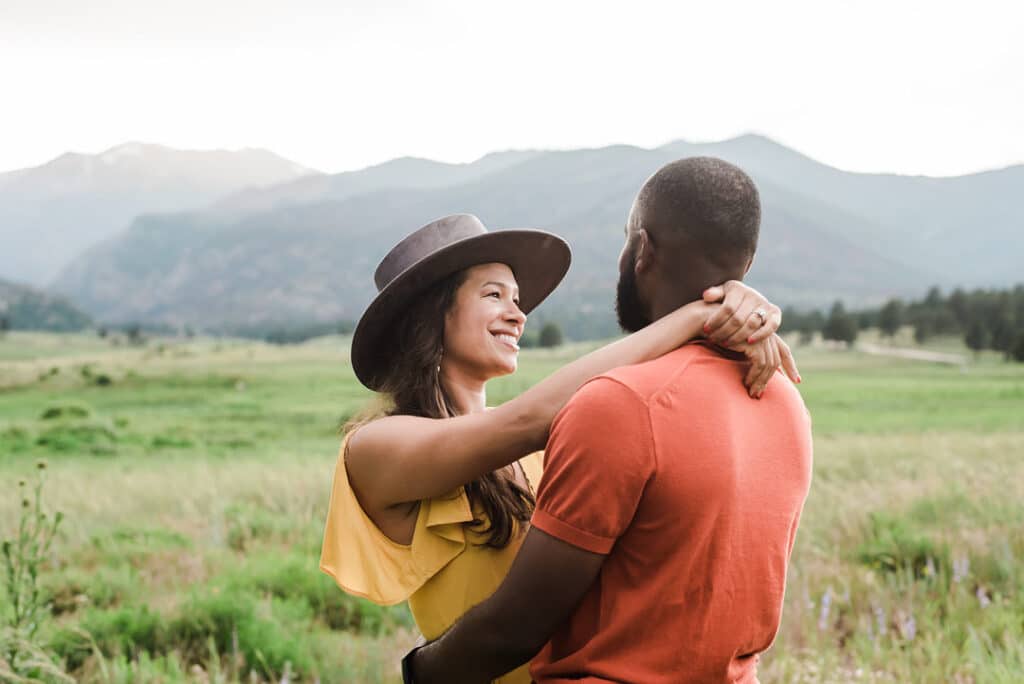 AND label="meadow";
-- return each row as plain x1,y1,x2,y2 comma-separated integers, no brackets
1,330,1022,683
